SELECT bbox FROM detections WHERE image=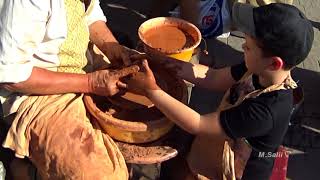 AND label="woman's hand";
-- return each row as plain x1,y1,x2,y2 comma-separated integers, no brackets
126,60,160,96
101,42,132,67
130,53,183,76
88,65,140,96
